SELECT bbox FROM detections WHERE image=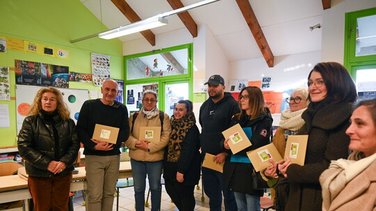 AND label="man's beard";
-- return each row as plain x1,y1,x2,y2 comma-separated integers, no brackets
209,92,222,100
